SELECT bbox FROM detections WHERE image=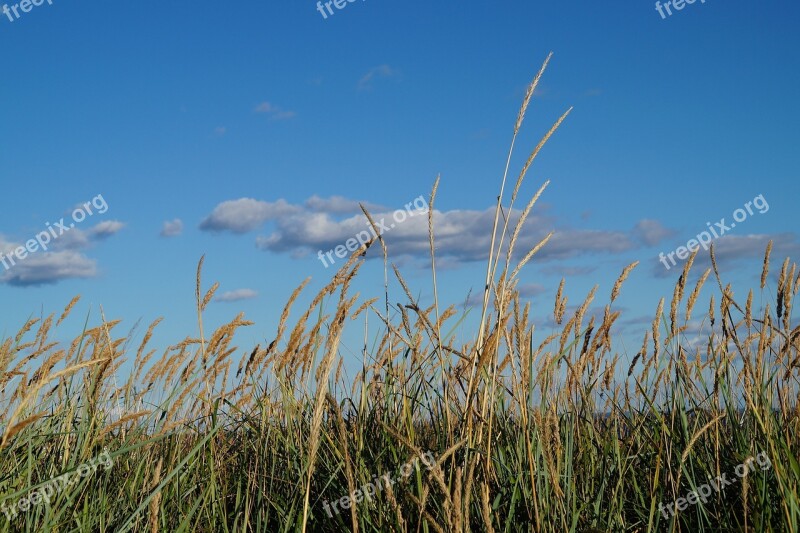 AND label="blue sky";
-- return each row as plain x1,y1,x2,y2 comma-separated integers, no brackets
1,0,798,373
